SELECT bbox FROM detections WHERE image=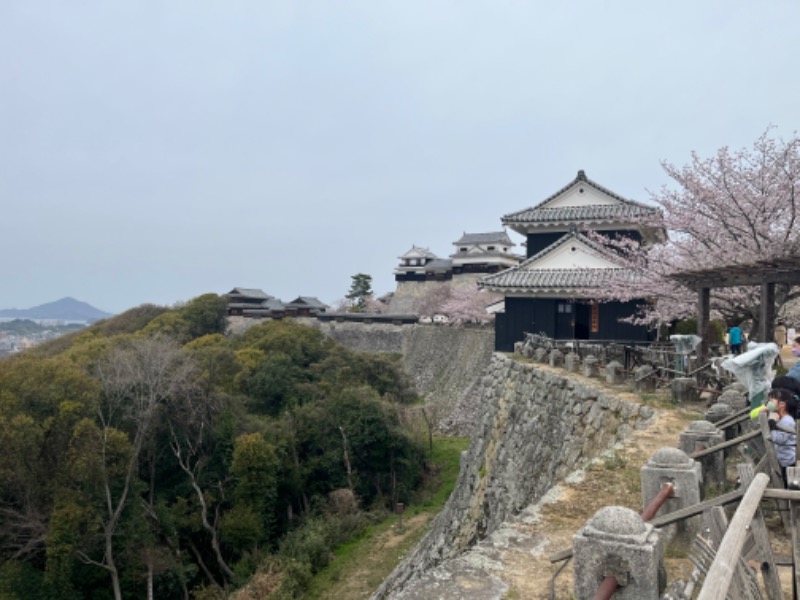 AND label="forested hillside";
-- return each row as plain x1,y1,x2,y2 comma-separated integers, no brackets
0,294,428,600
